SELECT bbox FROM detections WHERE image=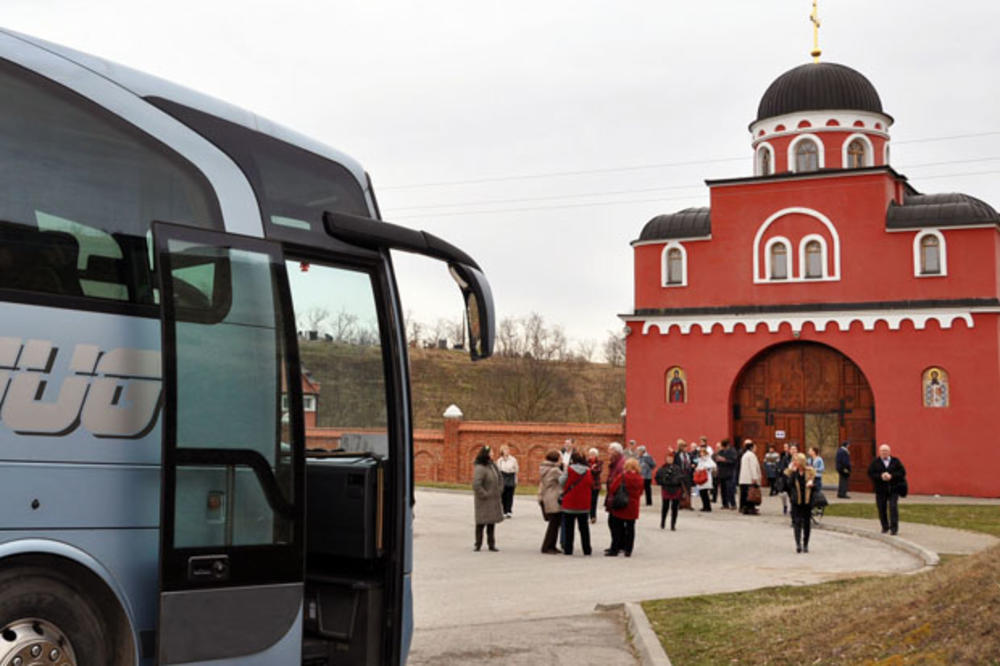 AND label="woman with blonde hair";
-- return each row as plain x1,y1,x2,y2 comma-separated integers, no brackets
496,445,519,518
784,453,816,553
606,457,644,556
